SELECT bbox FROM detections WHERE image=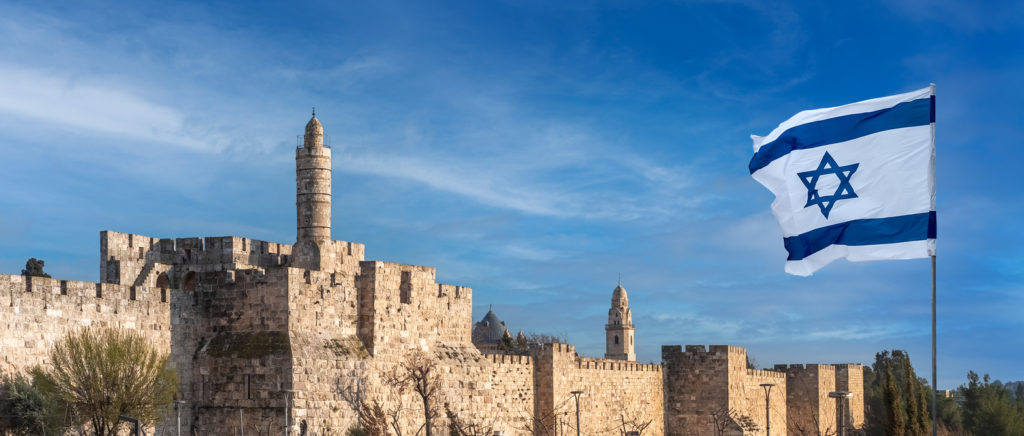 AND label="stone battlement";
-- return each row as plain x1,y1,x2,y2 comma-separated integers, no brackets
100,230,368,288
3,274,170,306
577,357,661,372
102,230,299,267
487,353,533,365
543,342,575,354
667,344,746,356
663,343,789,435
0,273,173,376
0,115,862,436
775,363,838,374
747,368,786,379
